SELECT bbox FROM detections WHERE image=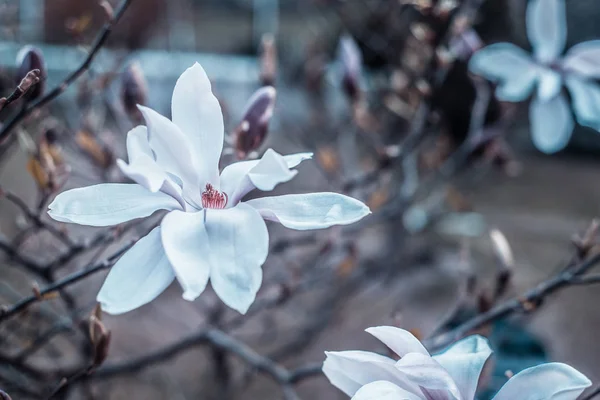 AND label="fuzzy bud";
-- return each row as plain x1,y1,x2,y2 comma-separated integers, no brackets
234,86,276,159
15,46,46,102
260,34,277,86
338,34,363,103
0,390,12,400
89,315,111,369
121,62,148,123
